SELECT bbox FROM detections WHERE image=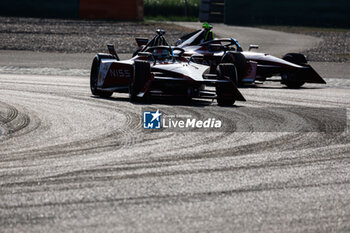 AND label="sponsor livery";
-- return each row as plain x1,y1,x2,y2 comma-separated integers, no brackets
173,27,326,88
90,30,246,106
